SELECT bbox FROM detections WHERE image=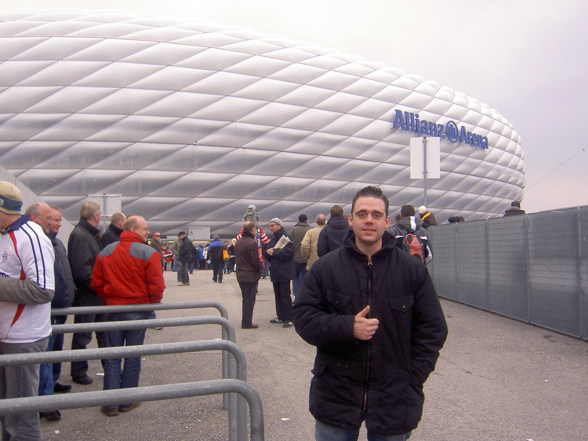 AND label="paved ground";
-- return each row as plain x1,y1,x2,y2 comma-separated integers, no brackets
40,269,588,441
